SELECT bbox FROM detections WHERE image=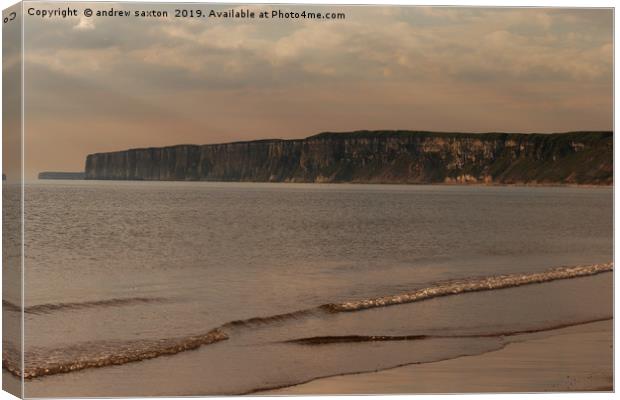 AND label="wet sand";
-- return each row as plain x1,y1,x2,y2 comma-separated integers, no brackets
267,319,612,394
